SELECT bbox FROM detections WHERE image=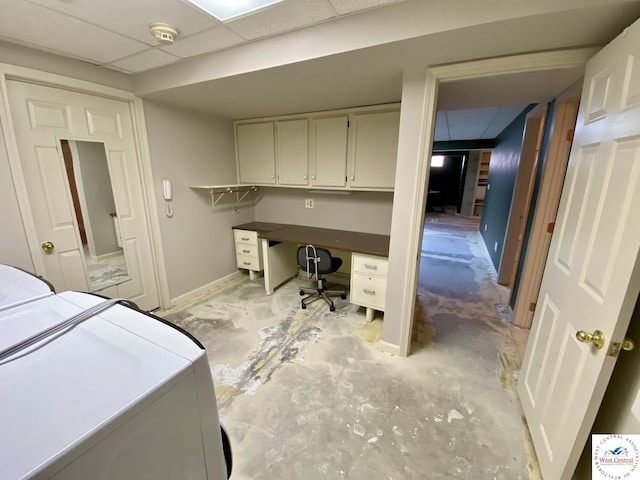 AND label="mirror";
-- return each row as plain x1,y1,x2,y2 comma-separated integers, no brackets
60,139,129,291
